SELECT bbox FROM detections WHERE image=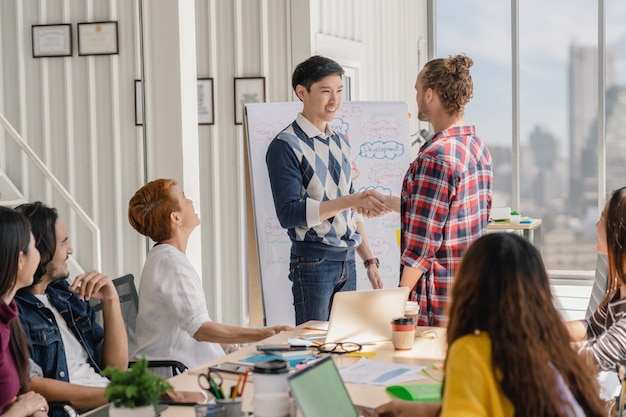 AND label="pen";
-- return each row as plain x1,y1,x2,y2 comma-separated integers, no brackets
239,369,250,396
209,378,223,399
